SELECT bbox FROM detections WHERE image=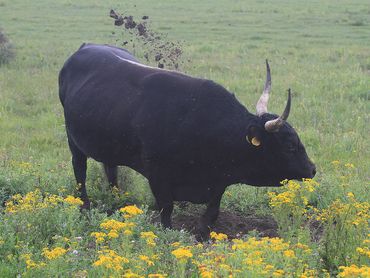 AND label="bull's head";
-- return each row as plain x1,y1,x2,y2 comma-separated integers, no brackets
244,60,316,186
